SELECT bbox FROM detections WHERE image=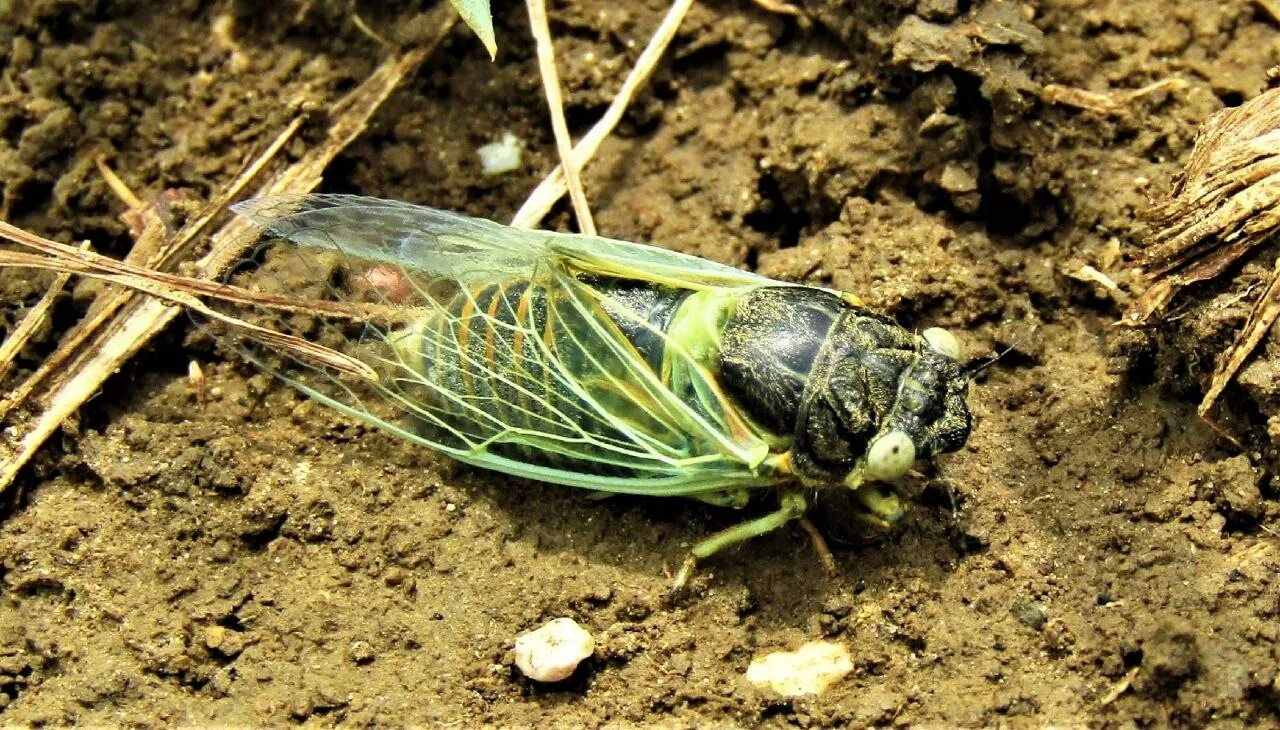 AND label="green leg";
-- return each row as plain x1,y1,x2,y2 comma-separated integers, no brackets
673,490,807,591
